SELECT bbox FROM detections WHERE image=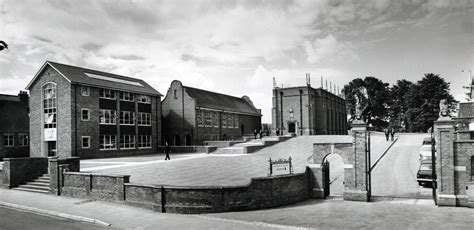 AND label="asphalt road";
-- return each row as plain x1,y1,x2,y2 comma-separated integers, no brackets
0,206,109,230
371,133,433,199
